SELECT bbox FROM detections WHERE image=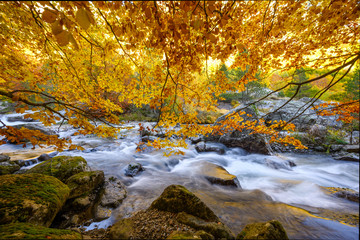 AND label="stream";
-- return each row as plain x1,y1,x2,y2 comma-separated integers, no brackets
0,112,359,239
